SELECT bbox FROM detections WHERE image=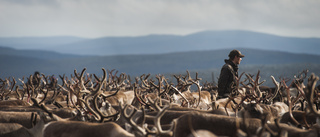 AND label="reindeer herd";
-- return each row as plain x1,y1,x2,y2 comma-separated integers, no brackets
0,68,319,137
